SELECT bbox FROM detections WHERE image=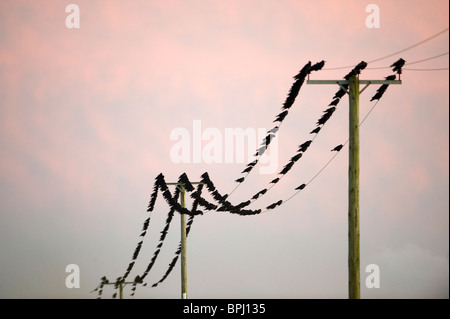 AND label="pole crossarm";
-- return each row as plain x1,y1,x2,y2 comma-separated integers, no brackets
306,80,402,85
307,79,402,95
